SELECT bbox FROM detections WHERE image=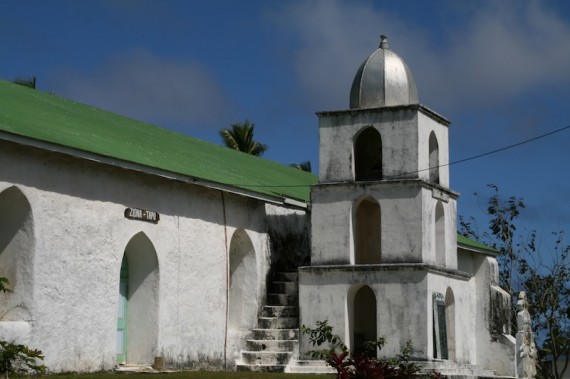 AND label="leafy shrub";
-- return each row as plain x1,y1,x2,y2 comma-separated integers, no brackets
0,277,46,379
302,320,438,379
0,341,45,379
